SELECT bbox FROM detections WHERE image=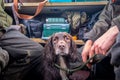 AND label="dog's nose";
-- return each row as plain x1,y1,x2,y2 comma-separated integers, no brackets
58,41,65,50
59,44,65,49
